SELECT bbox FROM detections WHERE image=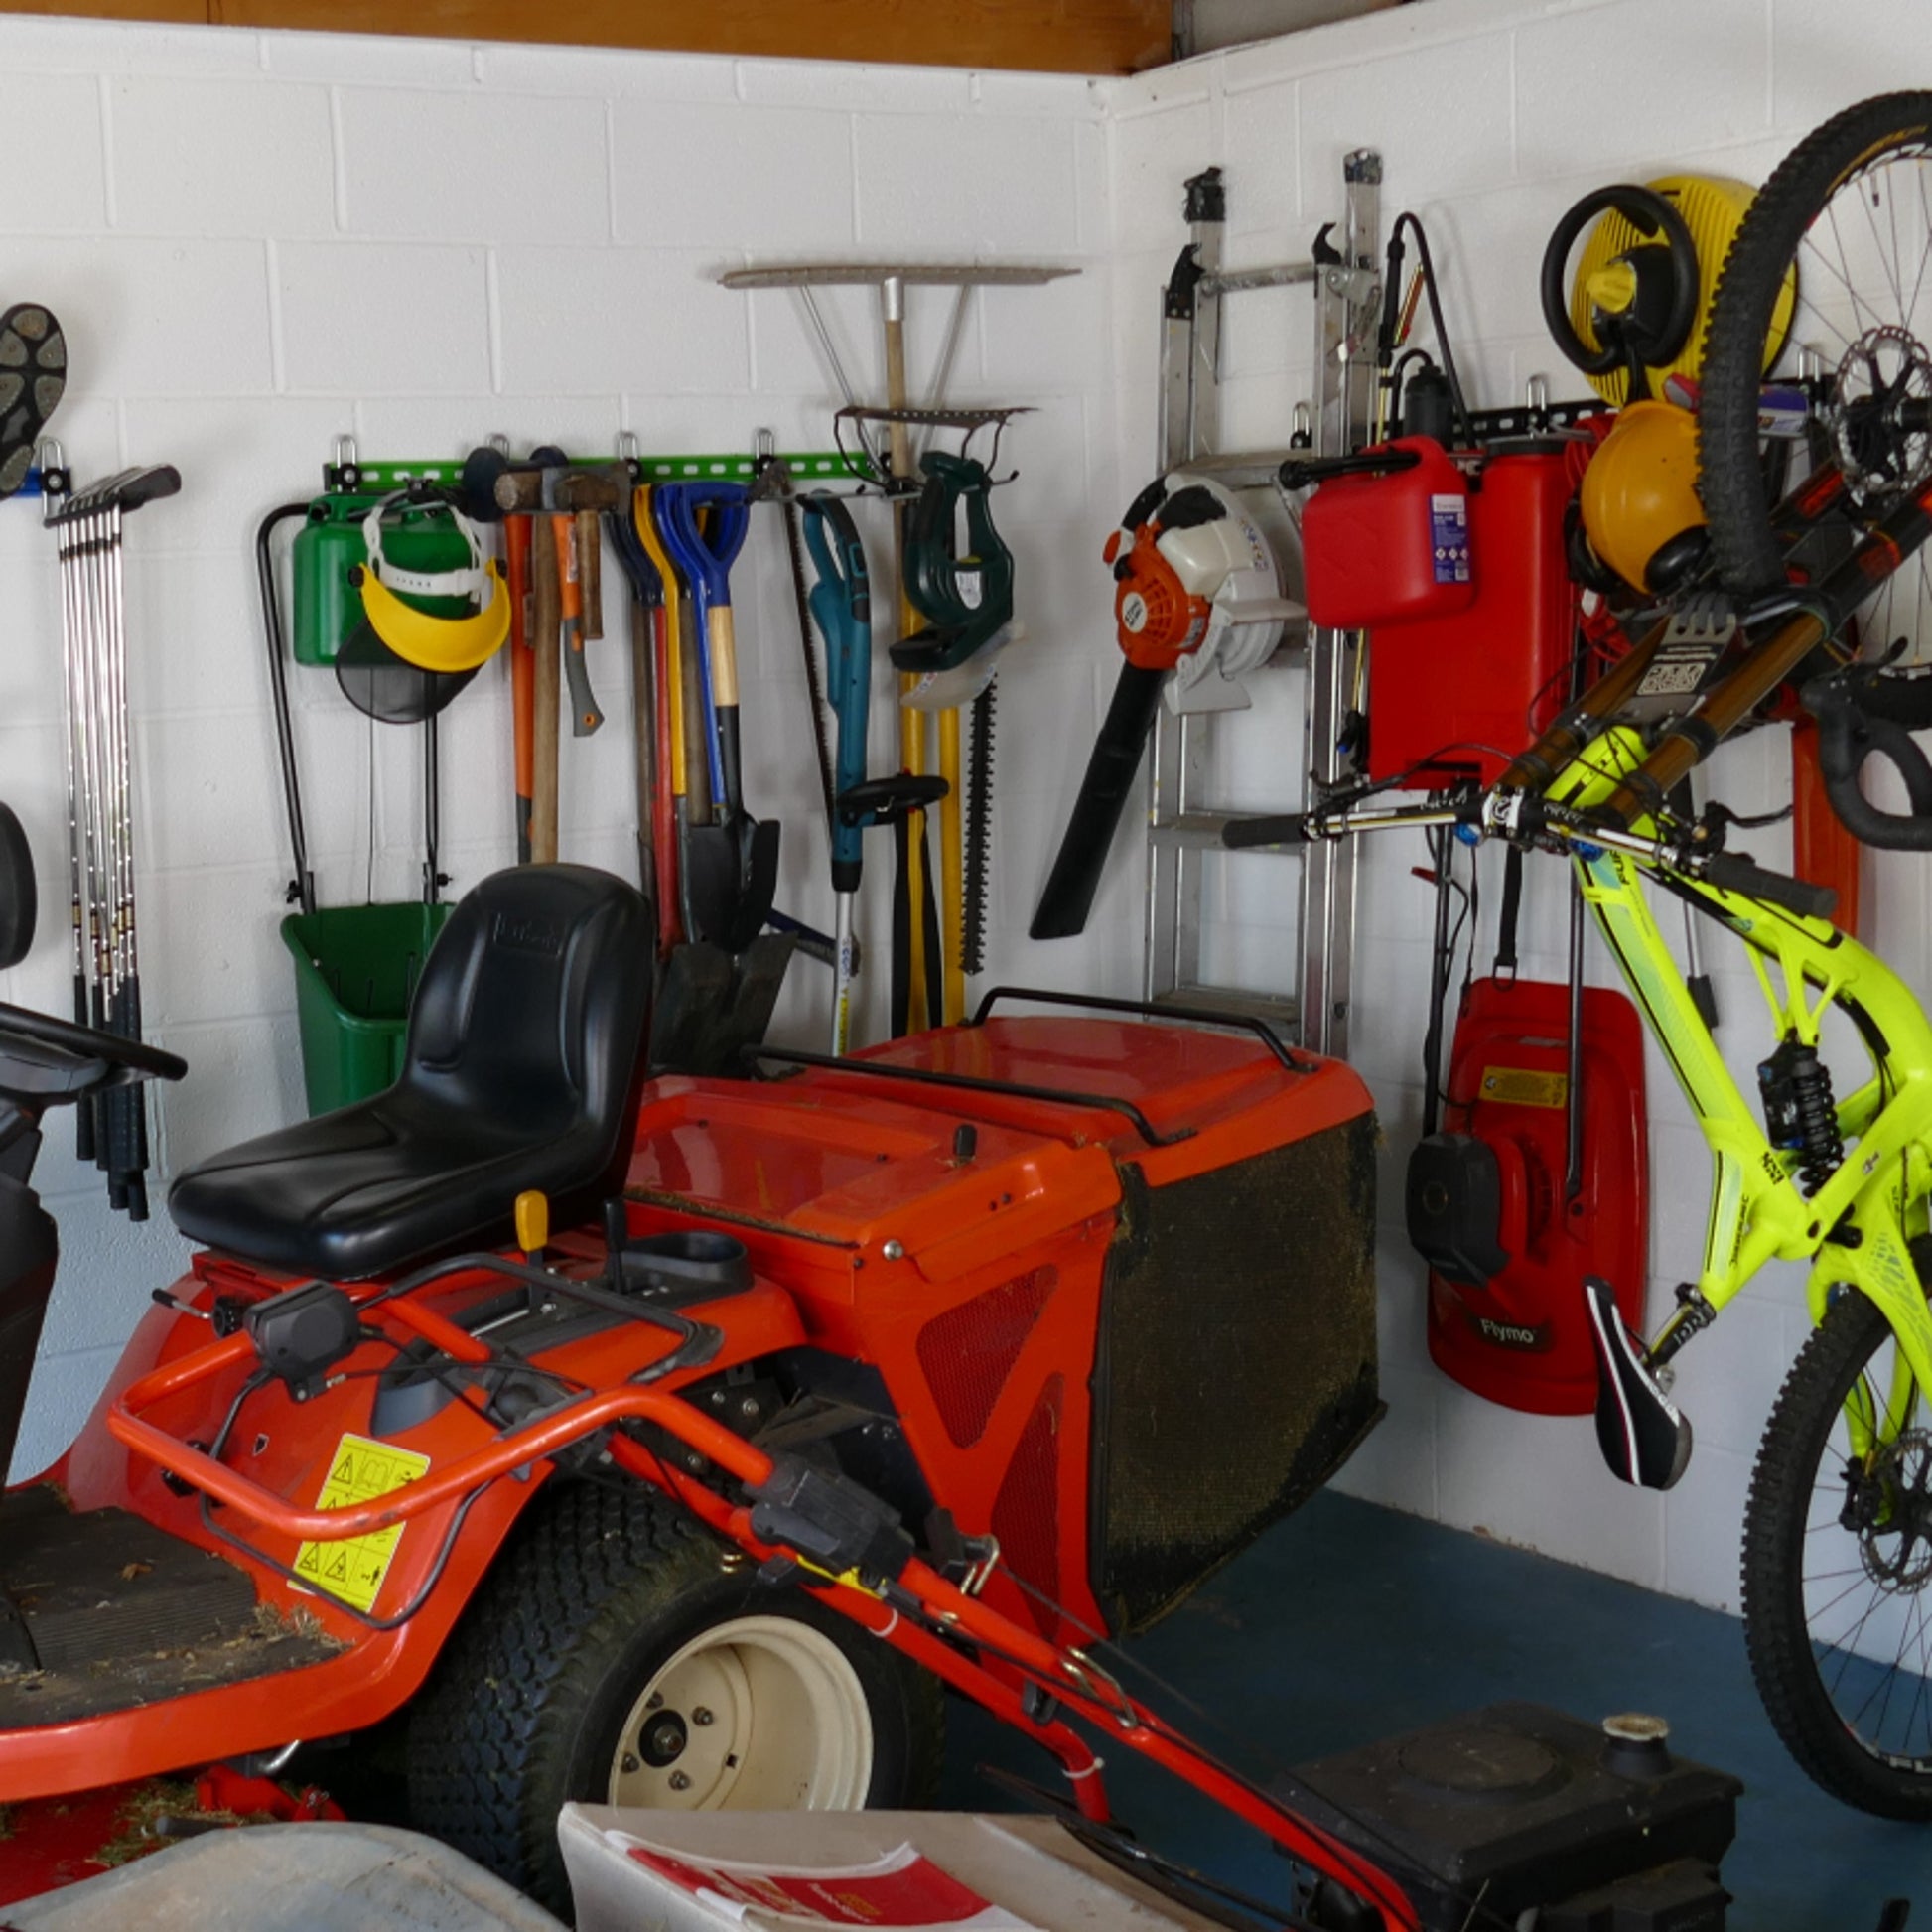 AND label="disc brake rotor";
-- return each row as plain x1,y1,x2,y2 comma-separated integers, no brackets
1846,1428,1932,1591
1828,324,1932,502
